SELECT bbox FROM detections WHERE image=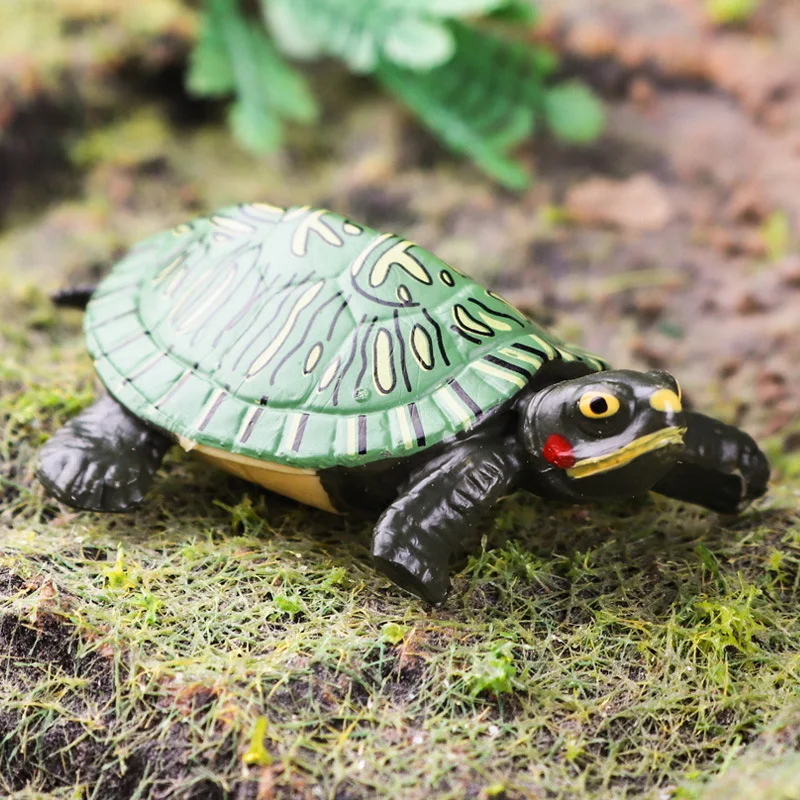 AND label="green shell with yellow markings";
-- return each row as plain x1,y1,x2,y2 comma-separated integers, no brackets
84,203,609,469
